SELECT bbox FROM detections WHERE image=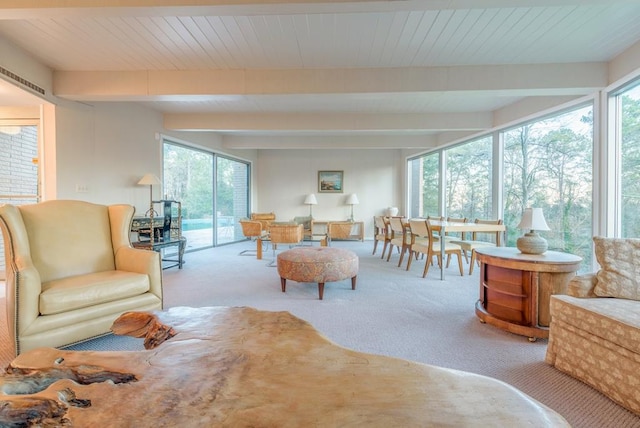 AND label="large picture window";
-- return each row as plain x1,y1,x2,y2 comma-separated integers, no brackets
163,140,250,250
407,104,593,270
502,105,593,267
445,136,492,220
408,152,439,218
615,81,640,238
